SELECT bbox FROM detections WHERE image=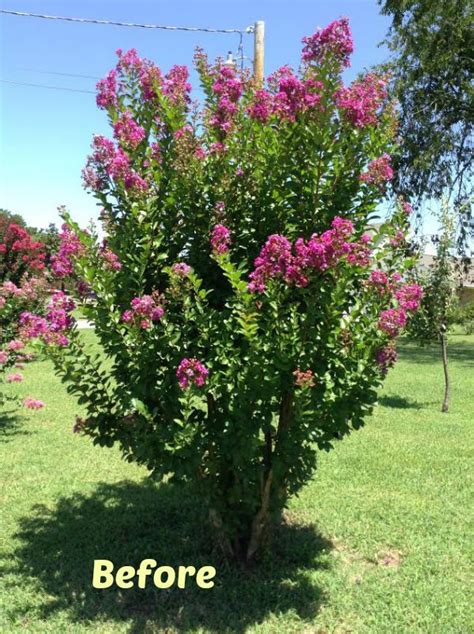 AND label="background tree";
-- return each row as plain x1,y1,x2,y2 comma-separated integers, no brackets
0,209,27,233
407,202,459,412
378,0,473,252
